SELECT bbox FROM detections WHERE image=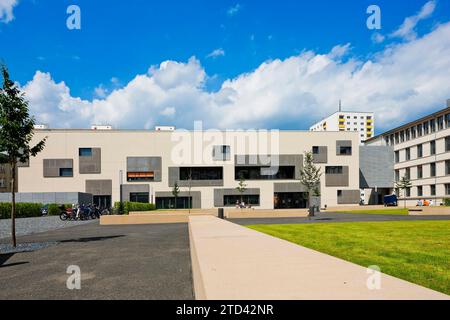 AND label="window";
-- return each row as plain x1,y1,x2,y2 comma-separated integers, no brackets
395,151,400,163
446,184,450,195
406,188,411,197
411,127,416,139
395,132,399,144
235,166,295,180
212,145,231,161
430,119,436,133
59,168,73,177
390,135,394,145
224,195,260,206
405,148,411,161
446,160,450,175
338,146,352,155
181,167,223,181
400,131,405,142
130,192,149,203
127,172,154,182
438,116,444,130
446,114,450,128
406,129,410,141
405,168,410,180
79,148,93,157
417,124,423,137
395,170,400,182
417,165,423,179
417,186,423,197
430,163,436,177
417,144,423,158
431,185,436,196
337,190,343,197
430,141,436,155
312,146,320,154
0,179,5,188
423,121,429,135
446,137,450,152
326,166,343,174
